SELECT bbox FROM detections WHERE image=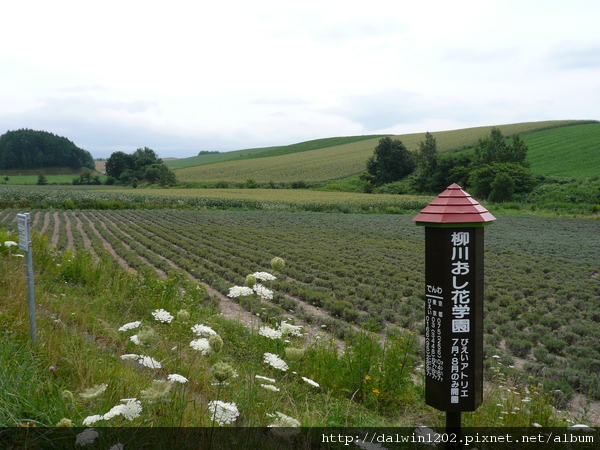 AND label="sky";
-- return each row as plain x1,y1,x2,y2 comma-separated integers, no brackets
1,0,599,159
